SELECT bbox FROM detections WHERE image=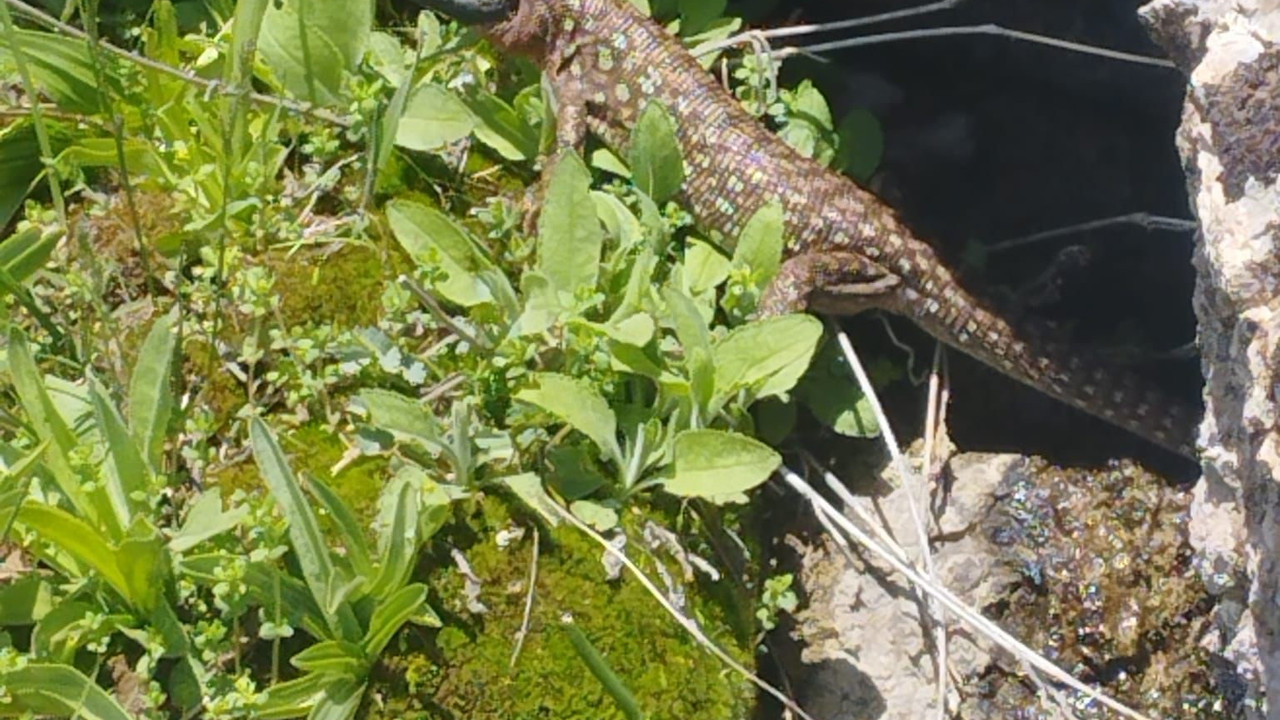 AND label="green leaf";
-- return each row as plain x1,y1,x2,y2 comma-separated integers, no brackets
628,102,685,203
395,83,475,152
257,0,372,106
0,575,53,625
304,473,373,580
116,523,167,614
515,374,621,465
678,0,726,35
0,226,57,287
837,108,885,182
168,487,250,553
362,583,427,657
796,339,880,437
308,678,366,720
356,389,449,457
684,239,730,295
500,472,561,526
385,198,494,307
368,476,418,600
89,377,149,529
663,288,714,412
563,624,644,720
127,307,178,471
537,152,603,298
290,640,368,678
257,672,329,719
0,663,138,720
733,200,784,287
251,417,361,643
16,502,130,603
664,429,780,500
570,500,619,531
5,327,94,524
0,123,69,228
511,270,561,336
779,80,836,164
0,31,111,113
465,90,539,161
712,314,822,402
